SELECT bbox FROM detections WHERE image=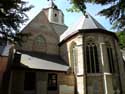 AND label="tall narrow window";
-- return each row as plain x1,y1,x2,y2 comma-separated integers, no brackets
24,72,36,90
70,42,78,73
94,45,99,72
106,43,115,73
86,40,100,73
86,45,90,73
48,74,57,90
